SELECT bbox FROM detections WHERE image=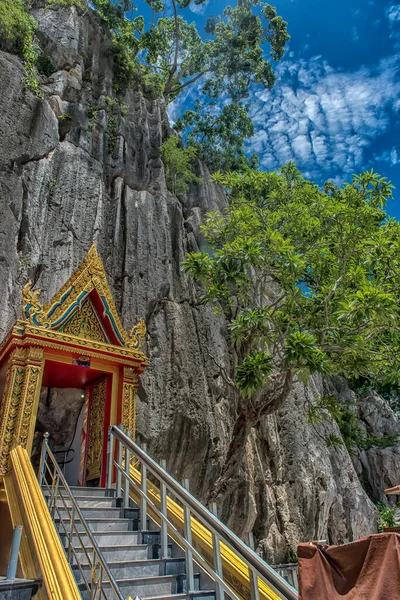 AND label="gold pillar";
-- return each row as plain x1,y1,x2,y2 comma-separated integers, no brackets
122,367,138,438
14,347,44,453
0,347,44,477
